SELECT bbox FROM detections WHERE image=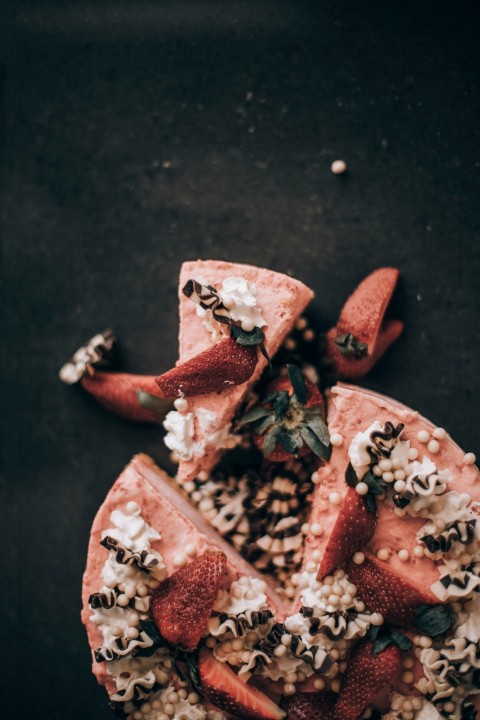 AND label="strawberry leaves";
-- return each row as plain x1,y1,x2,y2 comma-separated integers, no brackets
413,604,454,637
368,625,412,654
238,366,330,461
345,463,387,513
287,364,308,404
334,332,368,359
